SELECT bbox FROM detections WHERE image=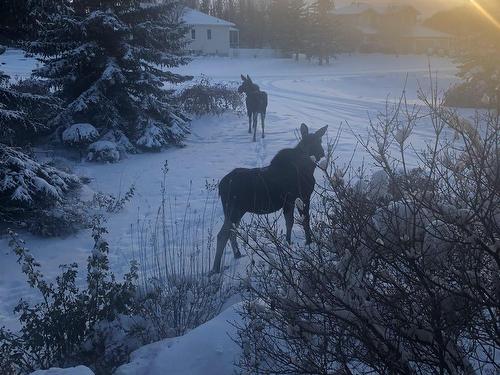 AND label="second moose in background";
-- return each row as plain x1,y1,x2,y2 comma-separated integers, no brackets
238,74,268,142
